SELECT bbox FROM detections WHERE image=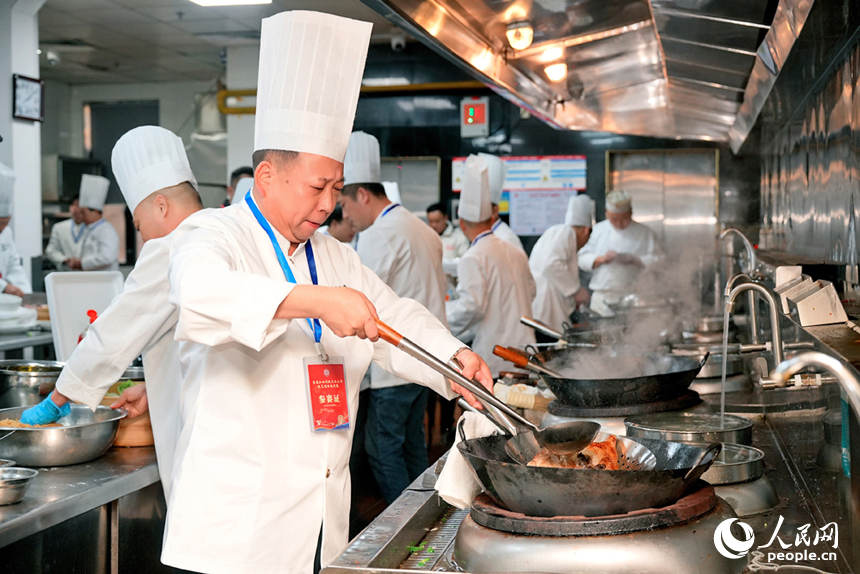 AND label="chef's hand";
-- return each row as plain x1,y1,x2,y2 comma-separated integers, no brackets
615,253,644,267
111,384,149,418
593,250,617,268
3,283,24,297
66,258,82,270
317,286,380,341
449,348,493,409
573,286,590,307
20,392,71,425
